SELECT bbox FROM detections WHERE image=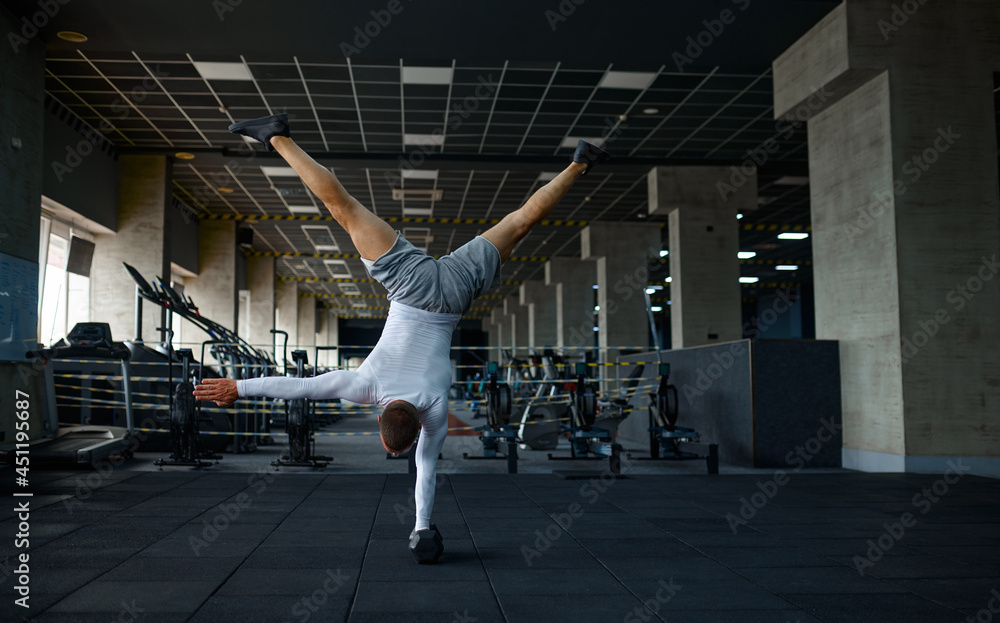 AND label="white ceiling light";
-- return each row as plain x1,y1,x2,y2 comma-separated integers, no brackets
401,66,454,85
598,71,657,90
645,288,655,295
338,283,361,296
193,61,253,81
651,306,663,312
560,136,605,148
260,166,298,177
778,232,809,240
401,169,439,180
302,225,340,252
739,277,760,284
323,259,352,278
738,251,757,259
288,205,320,215
664,277,672,283
404,133,445,147
642,107,659,114
659,250,668,257
776,265,799,271
737,213,744,219
773,175,810,186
